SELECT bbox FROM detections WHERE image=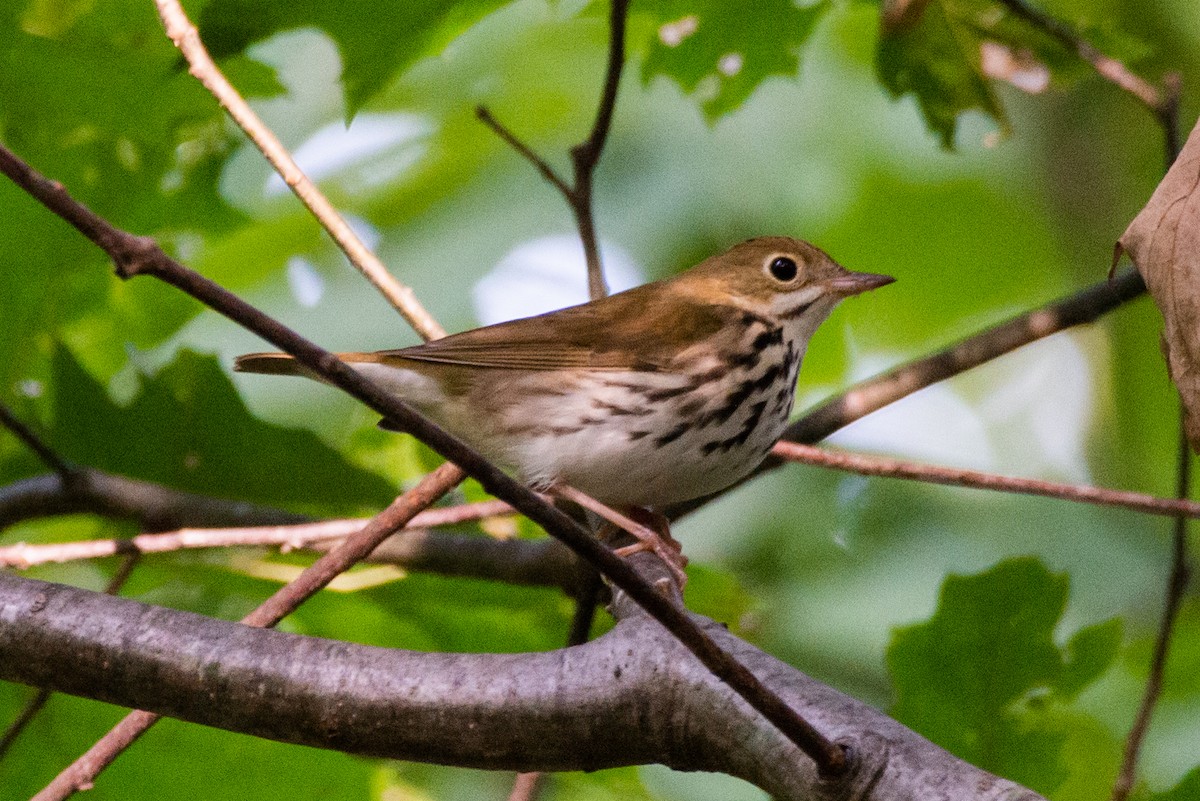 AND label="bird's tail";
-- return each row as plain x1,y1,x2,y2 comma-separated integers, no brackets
233,352,308,376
